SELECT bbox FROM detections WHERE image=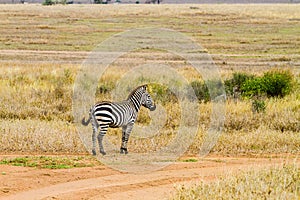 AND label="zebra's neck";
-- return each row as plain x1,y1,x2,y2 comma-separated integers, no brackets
128,92,143,113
